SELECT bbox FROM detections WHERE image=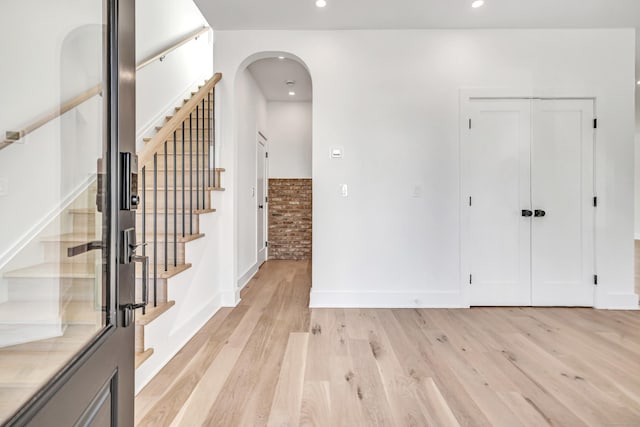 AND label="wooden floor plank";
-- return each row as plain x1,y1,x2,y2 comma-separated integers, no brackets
135,259,640,427
267,332,309,427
